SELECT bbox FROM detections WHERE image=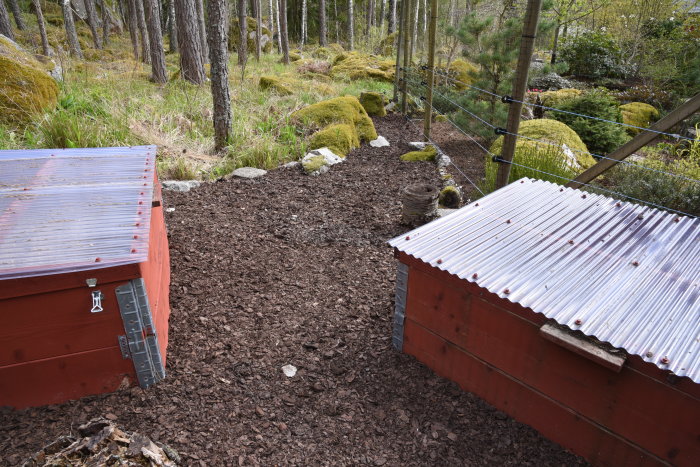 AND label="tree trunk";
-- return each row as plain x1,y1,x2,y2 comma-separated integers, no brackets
411,0,418,55
333,0,338,43
168,0,178,52
7,0,24,30
301,0,306,47
31,0,50,55
550,23,560,64
255,0,261,60
275,0,281,52
196,0,208,63
378,0,385,32
136,0,151,63
319,0,326,46
237,0,246,64
279,0,289,63
144,0,167,82
126,0,140,59
0,0,13,40
84,0,103,48
267,0,274,51
97,0,110,46
365,0,374,35
175,0,205,83
388,0,395,34
347,0,353,50
102,0,123,33
61,0,83,57
207,0,231,150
